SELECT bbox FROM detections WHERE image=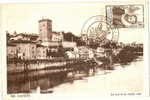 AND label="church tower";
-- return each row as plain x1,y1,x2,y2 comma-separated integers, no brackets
39,18,52,42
